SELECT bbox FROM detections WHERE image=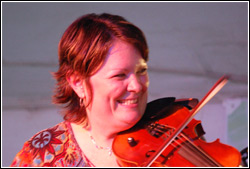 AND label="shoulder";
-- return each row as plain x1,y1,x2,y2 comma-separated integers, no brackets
10,121,92,167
